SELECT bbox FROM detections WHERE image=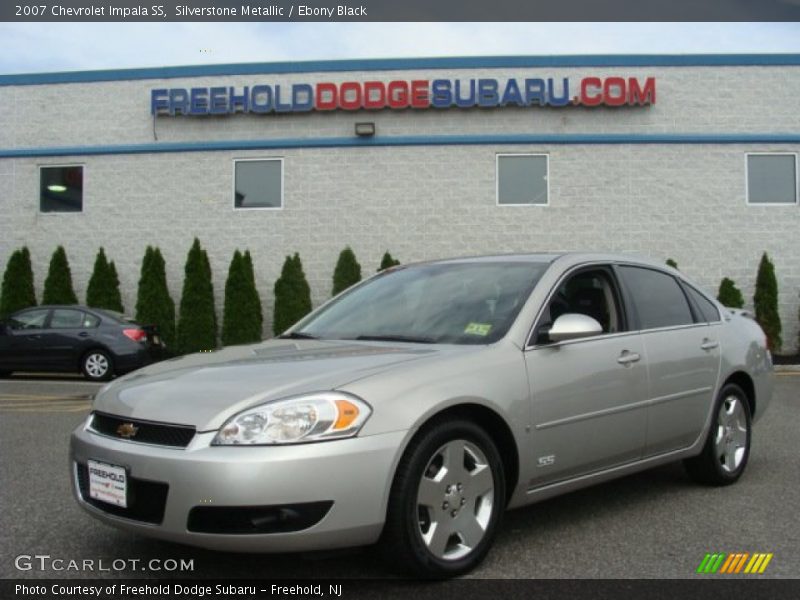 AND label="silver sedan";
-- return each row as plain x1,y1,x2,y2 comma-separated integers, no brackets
70,253,773,577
